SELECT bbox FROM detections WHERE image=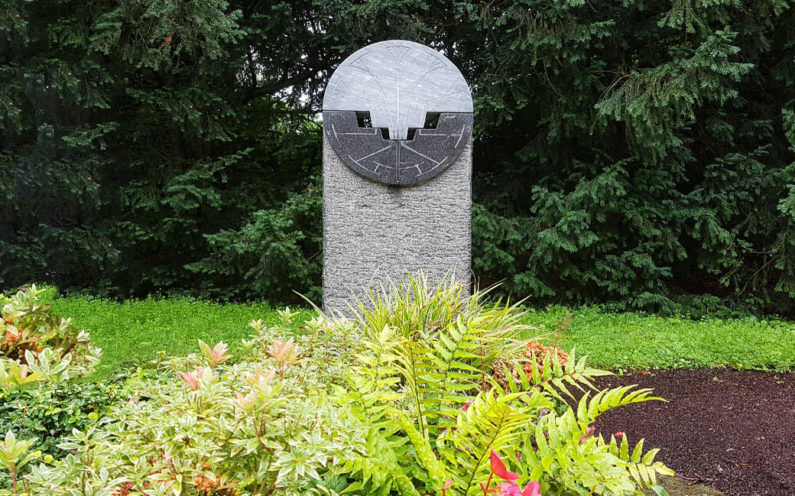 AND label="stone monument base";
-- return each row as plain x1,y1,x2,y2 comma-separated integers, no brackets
322,136,471,314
